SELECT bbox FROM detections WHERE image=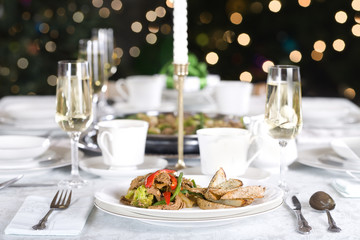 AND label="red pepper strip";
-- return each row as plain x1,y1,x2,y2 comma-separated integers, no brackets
164,191,171,205
169,174,177,190
145,169,176,188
